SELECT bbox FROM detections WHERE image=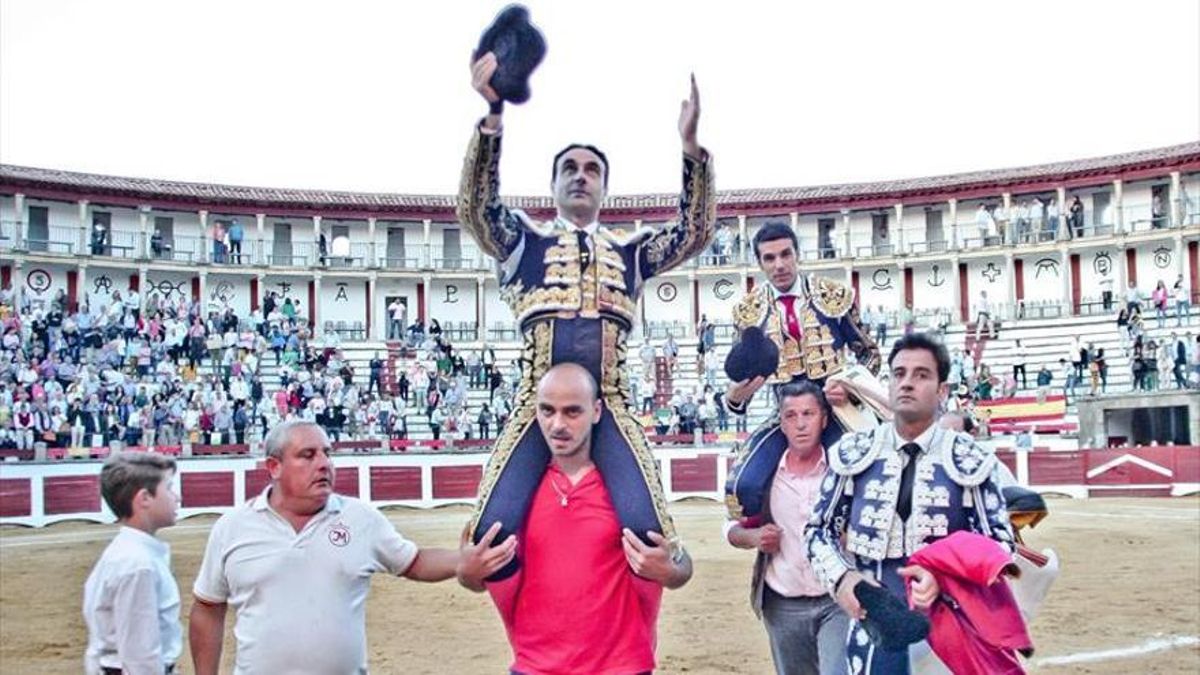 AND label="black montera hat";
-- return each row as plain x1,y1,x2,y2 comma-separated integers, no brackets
853,582,931,652
473,4,547,104
724,326,780,383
